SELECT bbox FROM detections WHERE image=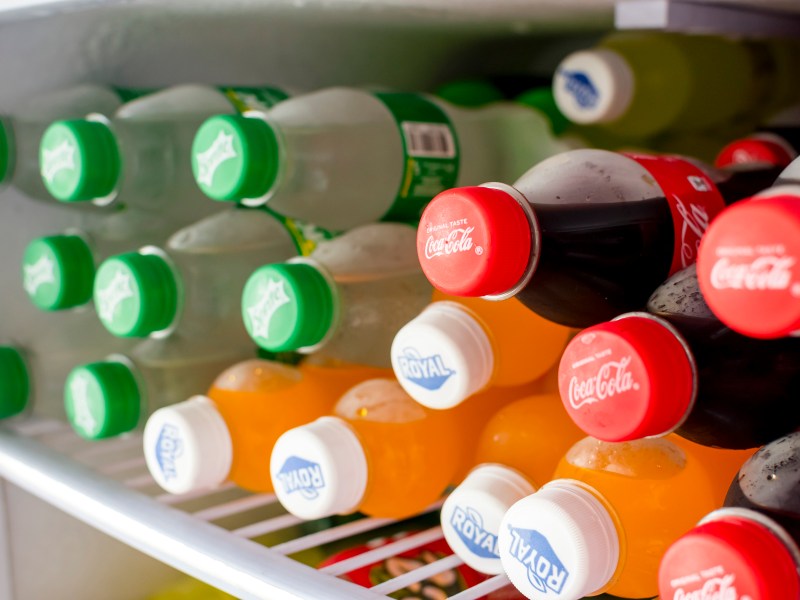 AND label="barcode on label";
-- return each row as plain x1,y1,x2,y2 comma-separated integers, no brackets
401,122,456,158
